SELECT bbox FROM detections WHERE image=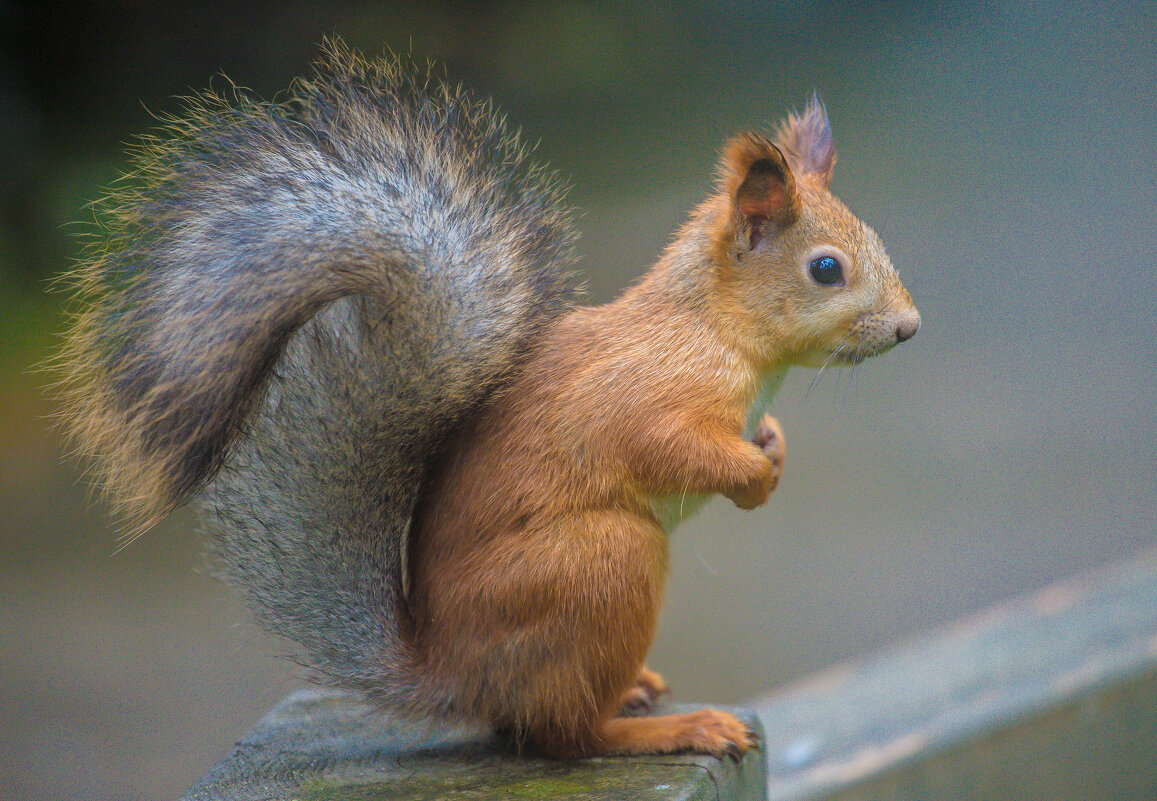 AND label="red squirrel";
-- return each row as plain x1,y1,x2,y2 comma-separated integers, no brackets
58,40,918,759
